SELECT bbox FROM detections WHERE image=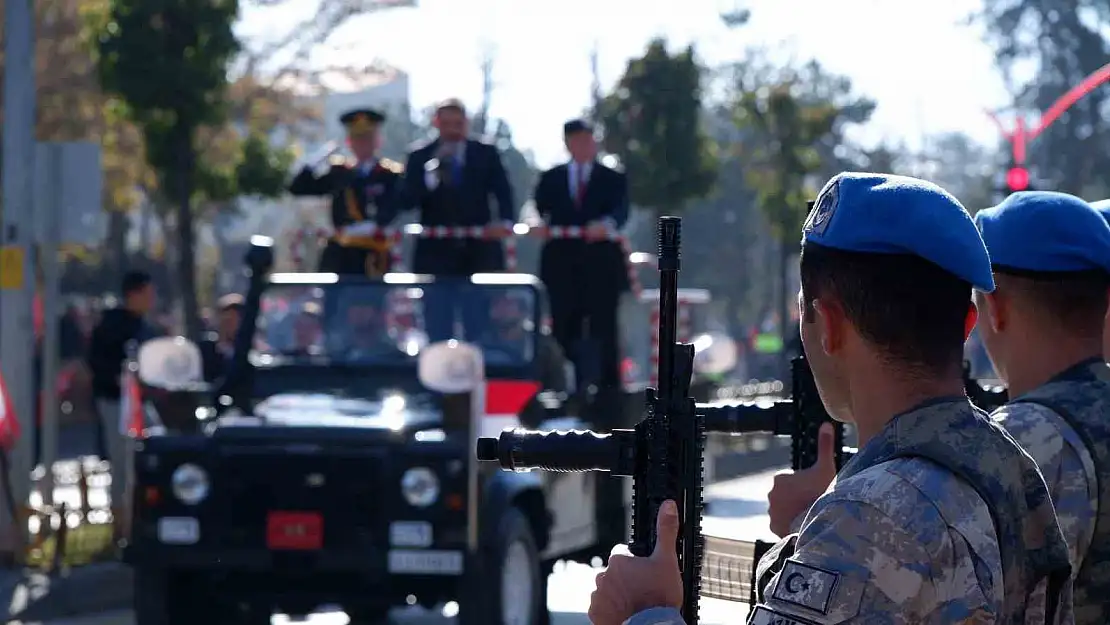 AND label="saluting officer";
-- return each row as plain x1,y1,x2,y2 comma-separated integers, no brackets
974,191,1110,625
588,173,1073,625
533,119,629,404
288,108,404,276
